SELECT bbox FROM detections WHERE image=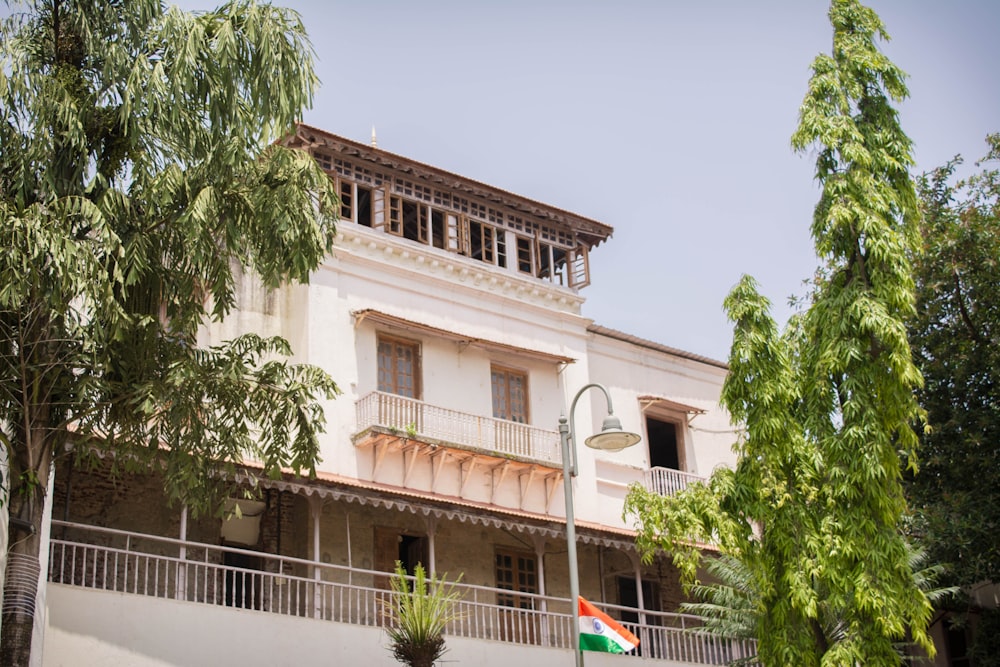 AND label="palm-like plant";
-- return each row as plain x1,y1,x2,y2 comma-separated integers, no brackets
384,562,464,667
682,547,956,666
